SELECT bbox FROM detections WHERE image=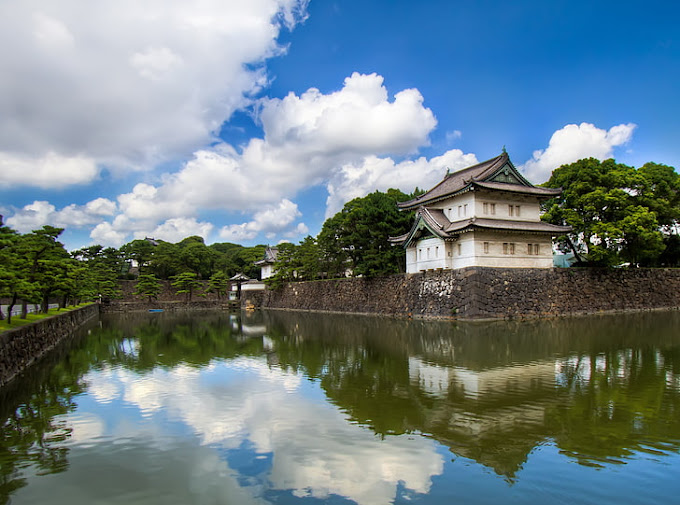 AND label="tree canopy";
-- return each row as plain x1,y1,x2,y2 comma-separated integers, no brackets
267,189,415,286
542,158,680,266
